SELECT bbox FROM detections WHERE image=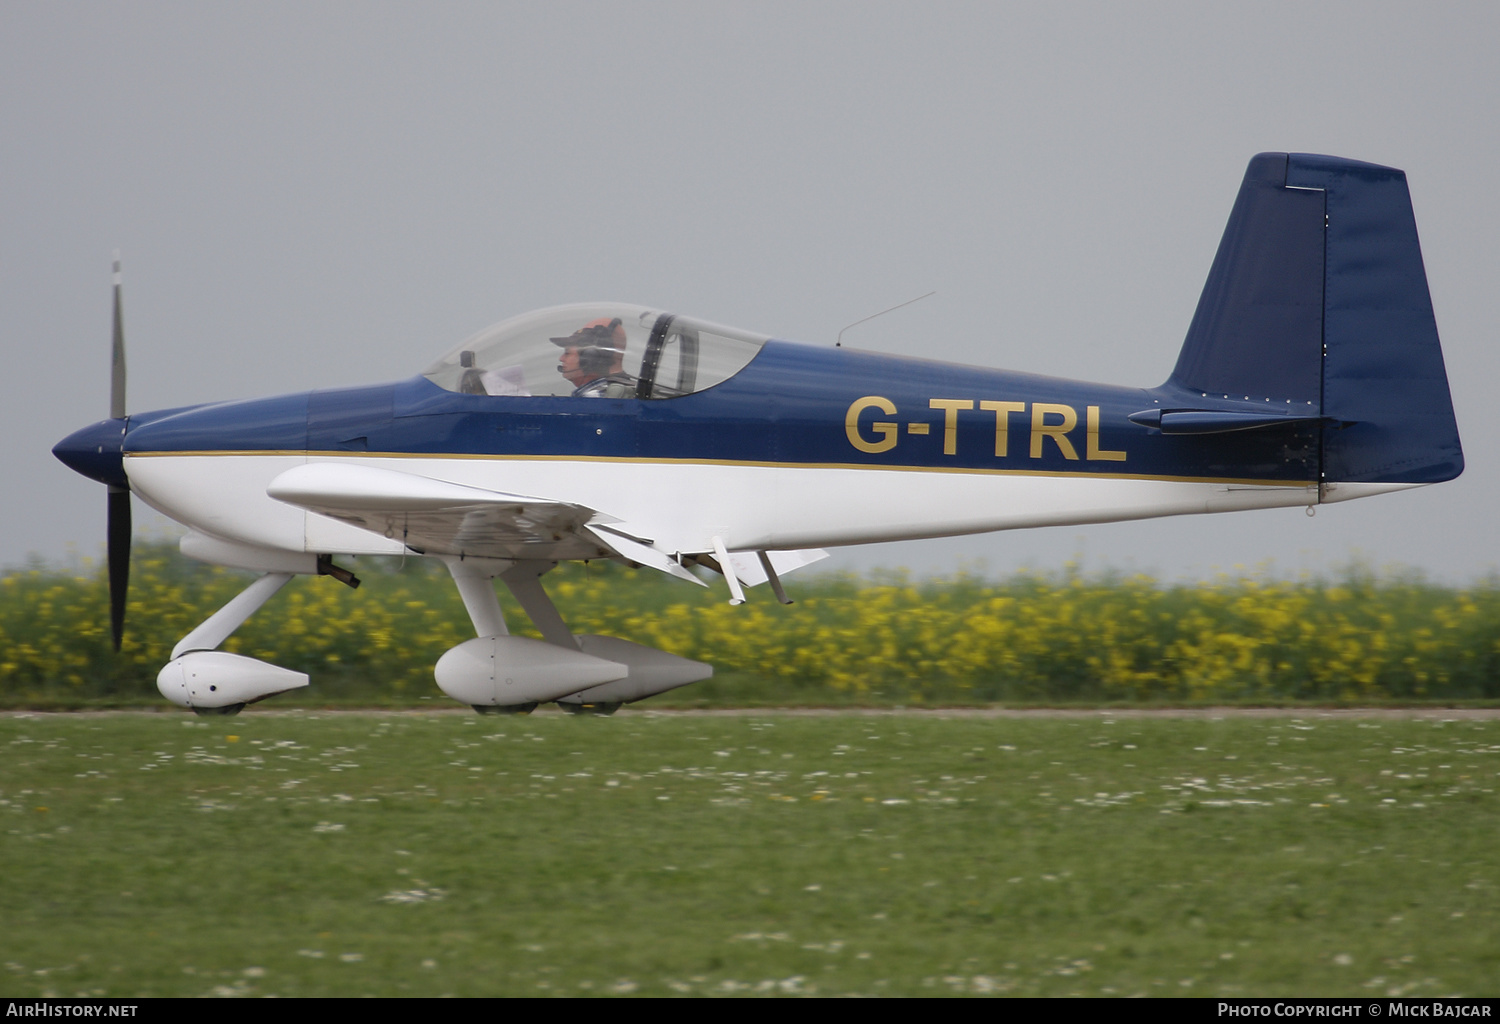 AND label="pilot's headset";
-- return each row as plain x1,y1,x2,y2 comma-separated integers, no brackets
555,318,626,375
